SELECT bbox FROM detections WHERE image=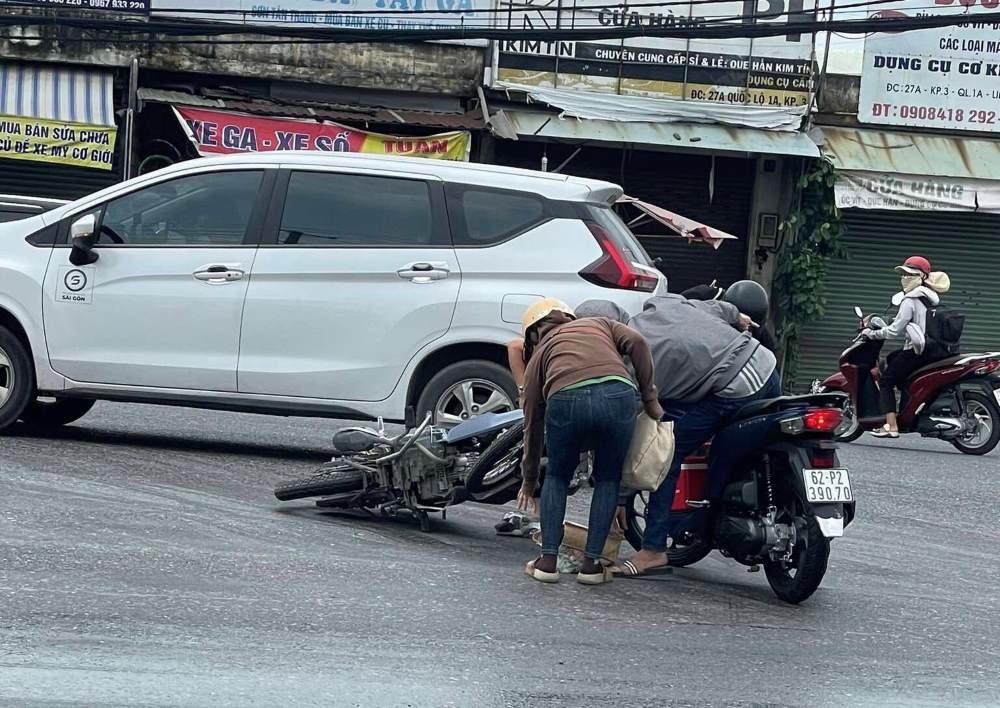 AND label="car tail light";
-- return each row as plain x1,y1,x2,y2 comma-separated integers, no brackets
579,222,659,292
780,409,844,435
